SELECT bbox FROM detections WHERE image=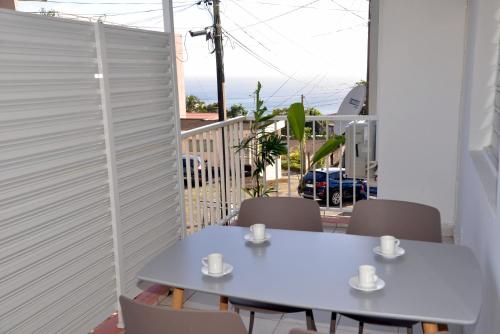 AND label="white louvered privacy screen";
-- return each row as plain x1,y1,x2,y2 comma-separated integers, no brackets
490,42,500,167
0,10,182,334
